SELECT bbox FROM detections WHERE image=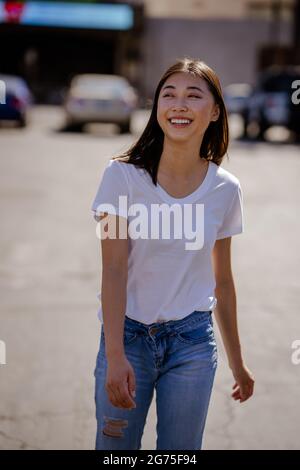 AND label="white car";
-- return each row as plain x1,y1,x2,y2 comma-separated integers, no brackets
223,83,253,115
64,74,138,133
